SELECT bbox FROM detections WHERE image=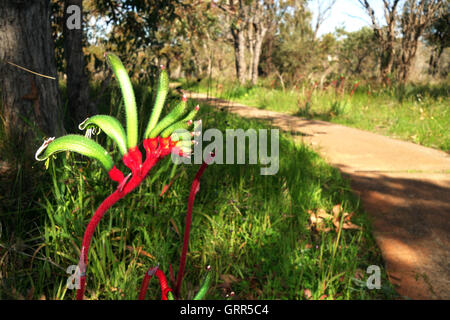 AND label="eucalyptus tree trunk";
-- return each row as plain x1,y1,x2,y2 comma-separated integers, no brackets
359,0,400,84
63,0,95,126
251,23,268,85
428,45,444,76
398,0,444,83
0,0,65,155
247,21,255,82
231,26,247,85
